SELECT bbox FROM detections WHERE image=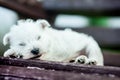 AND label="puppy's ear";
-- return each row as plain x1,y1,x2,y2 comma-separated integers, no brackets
3,33,10,46
40,20,51,29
